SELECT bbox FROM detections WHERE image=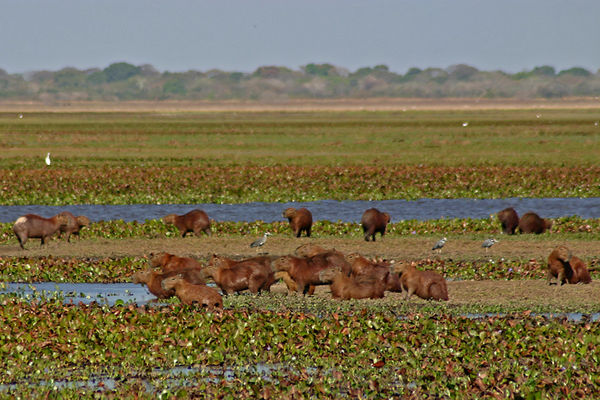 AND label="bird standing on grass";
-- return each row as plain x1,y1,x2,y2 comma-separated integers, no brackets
45,152,51,166
482,238,498,253
432,237,447,254
250,232,271,249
